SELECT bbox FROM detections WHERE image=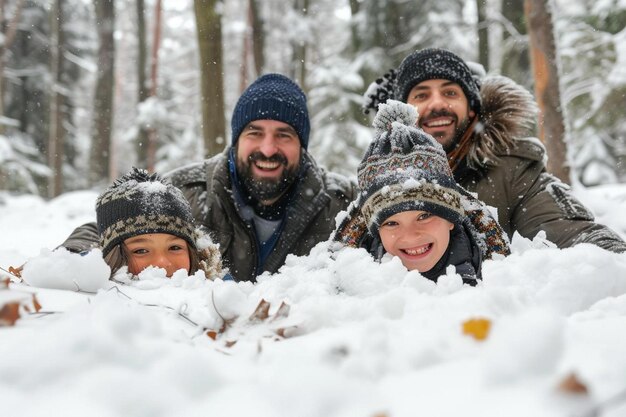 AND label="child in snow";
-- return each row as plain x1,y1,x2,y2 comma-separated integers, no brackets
96,167,225,280
333,100,510,285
